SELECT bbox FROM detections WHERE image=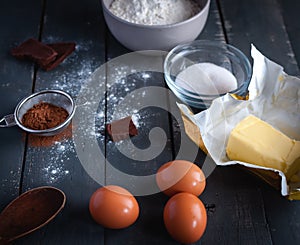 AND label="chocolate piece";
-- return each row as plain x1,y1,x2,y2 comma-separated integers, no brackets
106,116,138,142
11,38,57,66
41,42,76,71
